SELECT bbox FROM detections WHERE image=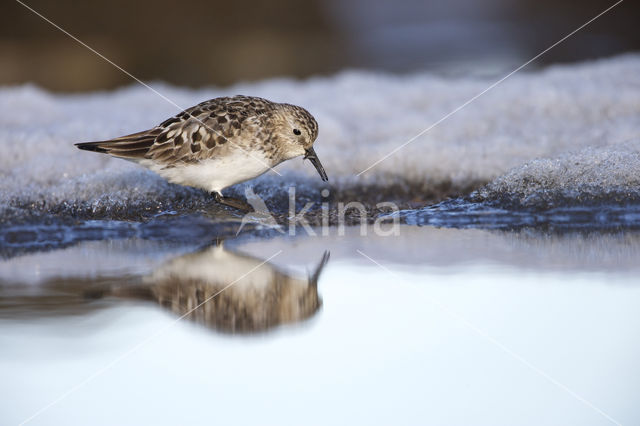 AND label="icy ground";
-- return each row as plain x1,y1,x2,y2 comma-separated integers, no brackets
0,54,639,226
